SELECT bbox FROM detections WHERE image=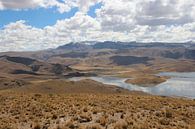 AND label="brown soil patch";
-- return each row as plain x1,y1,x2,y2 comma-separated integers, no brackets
125,75,168,87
